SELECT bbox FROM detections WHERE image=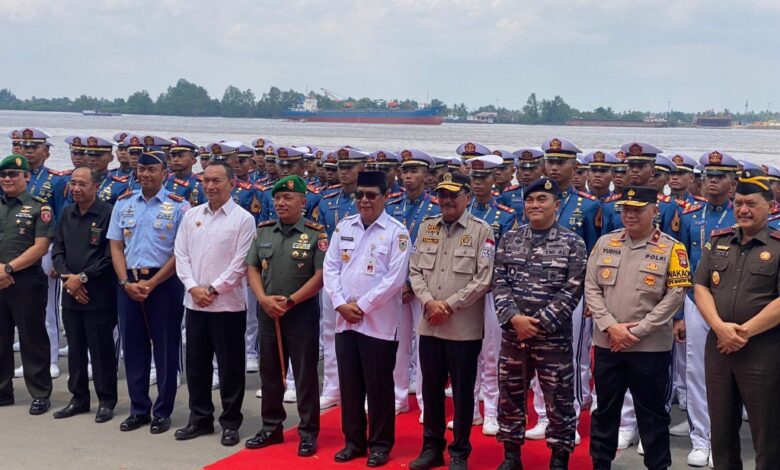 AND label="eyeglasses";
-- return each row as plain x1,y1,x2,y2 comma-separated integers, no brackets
355,190,383,201
435,190,464,200
0,171,23,179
